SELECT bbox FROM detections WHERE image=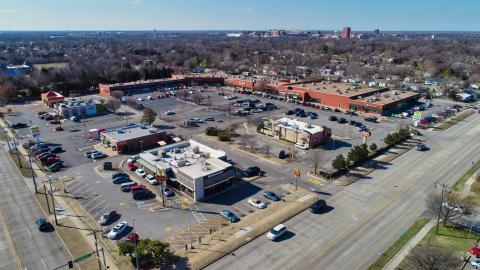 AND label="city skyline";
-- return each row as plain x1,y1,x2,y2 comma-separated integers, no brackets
1,0,480,31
